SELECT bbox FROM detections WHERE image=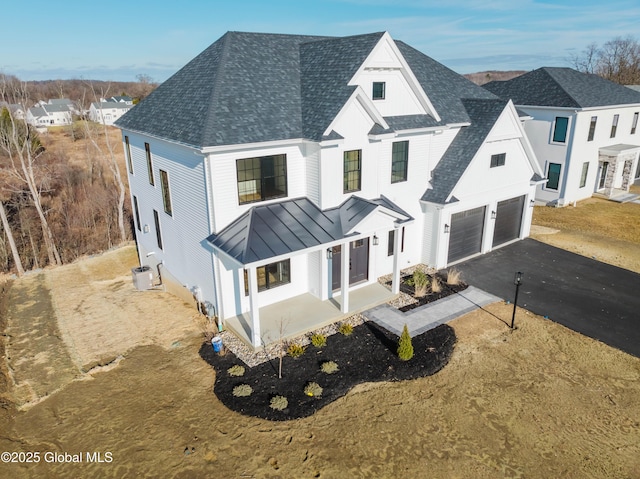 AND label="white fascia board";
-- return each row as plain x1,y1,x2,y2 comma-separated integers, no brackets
580,103,640,112
348,32,441,123
200,138,303,155
514,105,579,113
322,88,388,138
506,101,544,177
